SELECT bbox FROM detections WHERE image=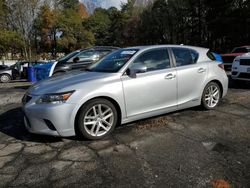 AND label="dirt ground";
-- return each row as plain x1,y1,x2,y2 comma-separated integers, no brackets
0,79,250,188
